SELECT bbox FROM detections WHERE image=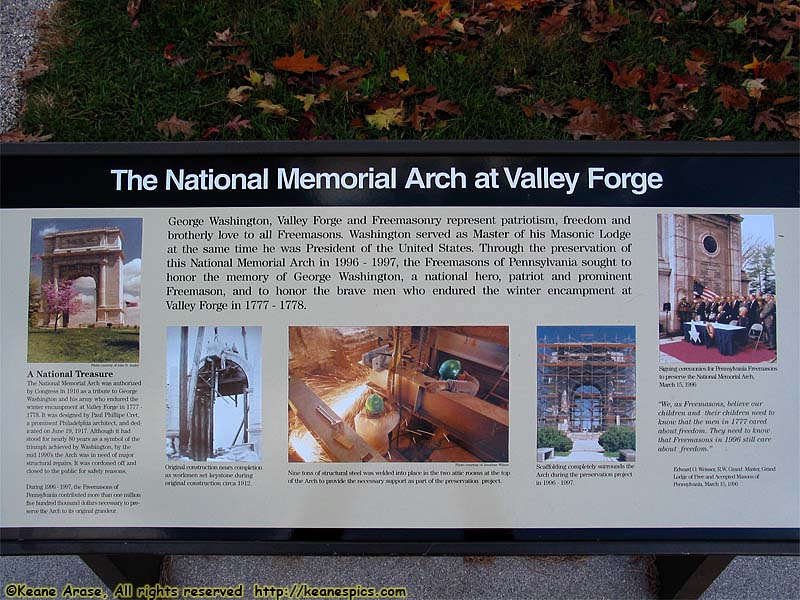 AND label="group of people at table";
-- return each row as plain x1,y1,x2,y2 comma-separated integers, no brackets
676,293,777,353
